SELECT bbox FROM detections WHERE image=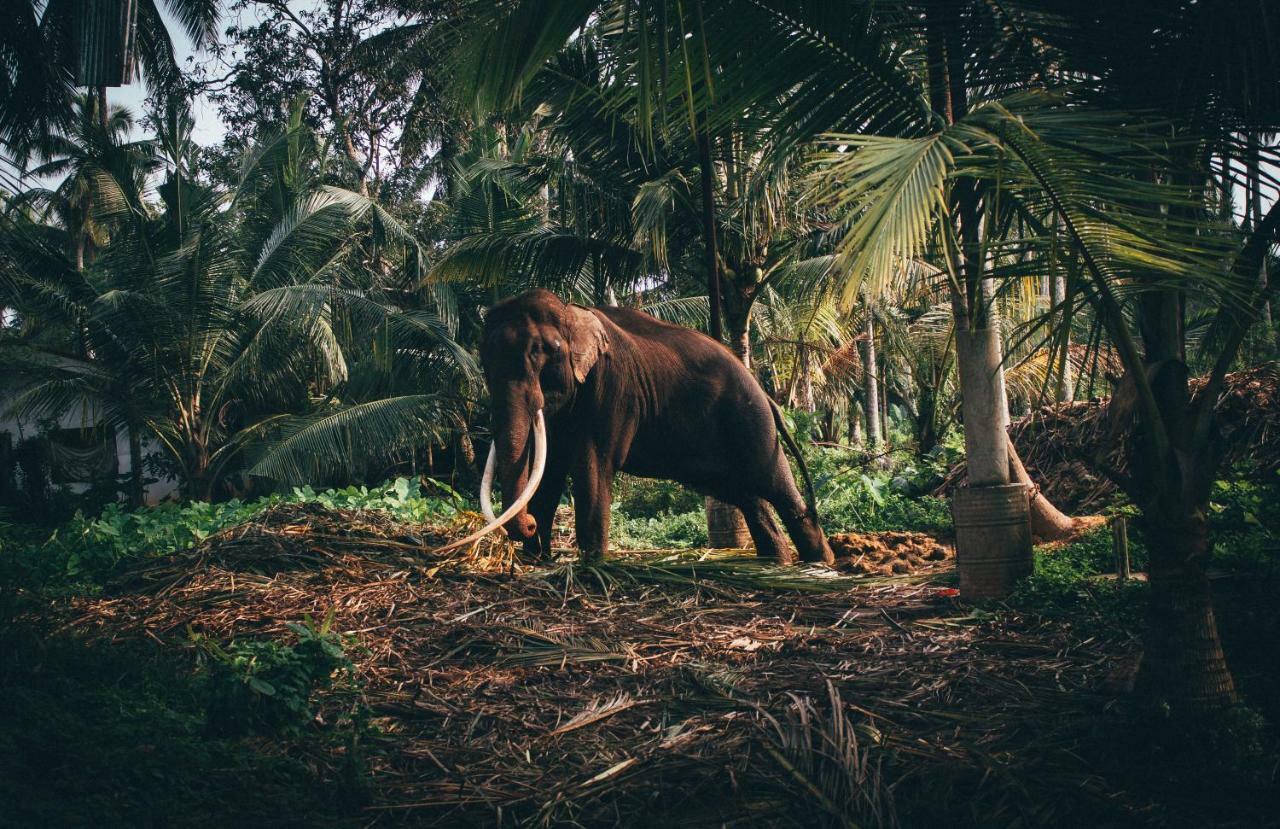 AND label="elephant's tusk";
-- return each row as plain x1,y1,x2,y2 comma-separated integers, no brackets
480,441,498,523
433,410,546,554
